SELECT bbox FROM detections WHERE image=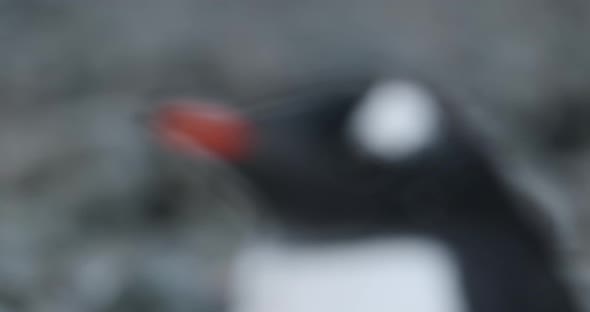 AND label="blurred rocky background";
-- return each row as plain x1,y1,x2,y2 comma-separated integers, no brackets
1,0,590,311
